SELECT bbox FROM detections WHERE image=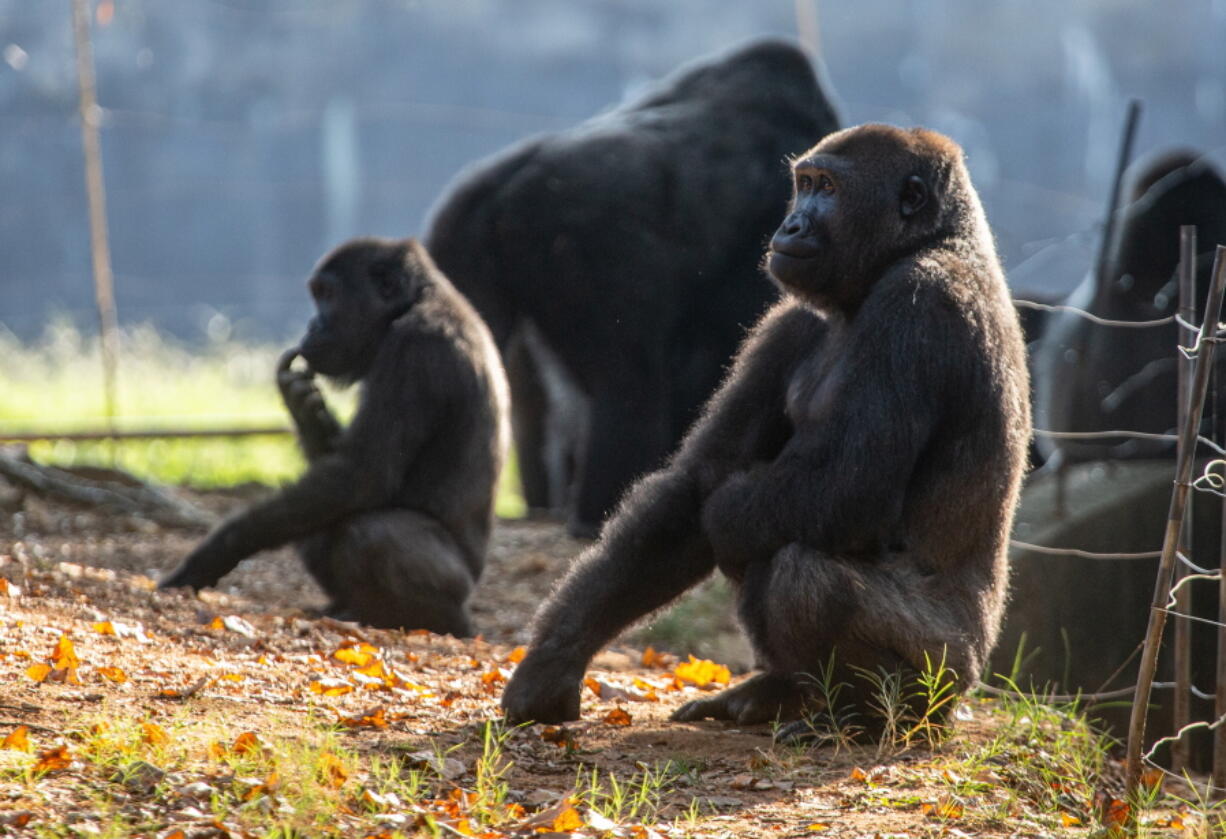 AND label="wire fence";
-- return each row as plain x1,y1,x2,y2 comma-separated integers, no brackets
1008,232,1226,799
